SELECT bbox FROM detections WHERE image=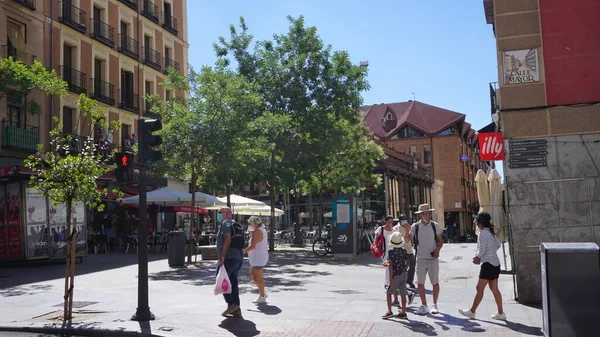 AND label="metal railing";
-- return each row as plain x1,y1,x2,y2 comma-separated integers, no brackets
164,57,180,74
91,17,115,47
59,1,87,33
118,0,138,10
13,0,36,10
2,45,35,65
118,34,139,60
144,102,160,119
91,78,115,106
120,90,139,113
60,66,87,94
162,14,178,34
144,46,161,71
142,0,159,23
1,120,39,152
